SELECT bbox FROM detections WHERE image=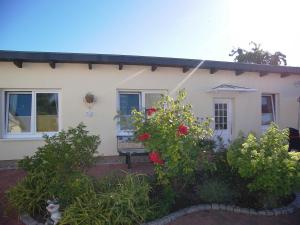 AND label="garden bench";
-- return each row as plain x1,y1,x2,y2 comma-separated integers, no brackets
117,135,148,169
